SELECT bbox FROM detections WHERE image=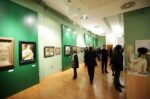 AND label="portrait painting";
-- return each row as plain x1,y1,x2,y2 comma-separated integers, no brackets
77,47,80,54
19,41,36,65
80,47,84,53
0,37,14,70
44,46,54,57
64,45,71,56
72,46,77,53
